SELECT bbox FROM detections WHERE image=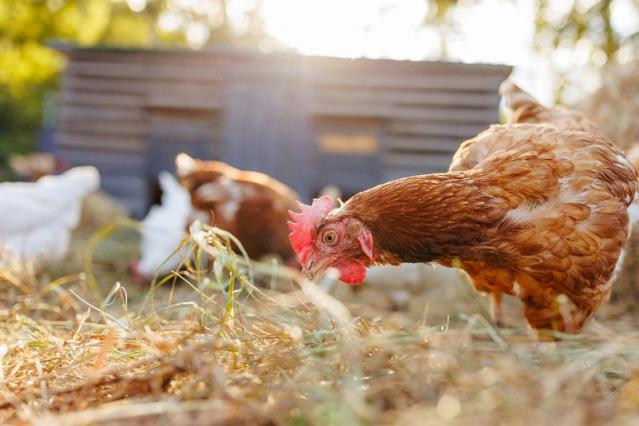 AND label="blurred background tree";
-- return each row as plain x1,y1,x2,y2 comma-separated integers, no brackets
0,0,167,176
0,0,269,178
534,0,639,101
423,0,639,101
